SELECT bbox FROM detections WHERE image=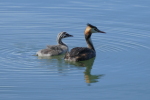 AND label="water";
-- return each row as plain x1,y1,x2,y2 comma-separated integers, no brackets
0,0,150,100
